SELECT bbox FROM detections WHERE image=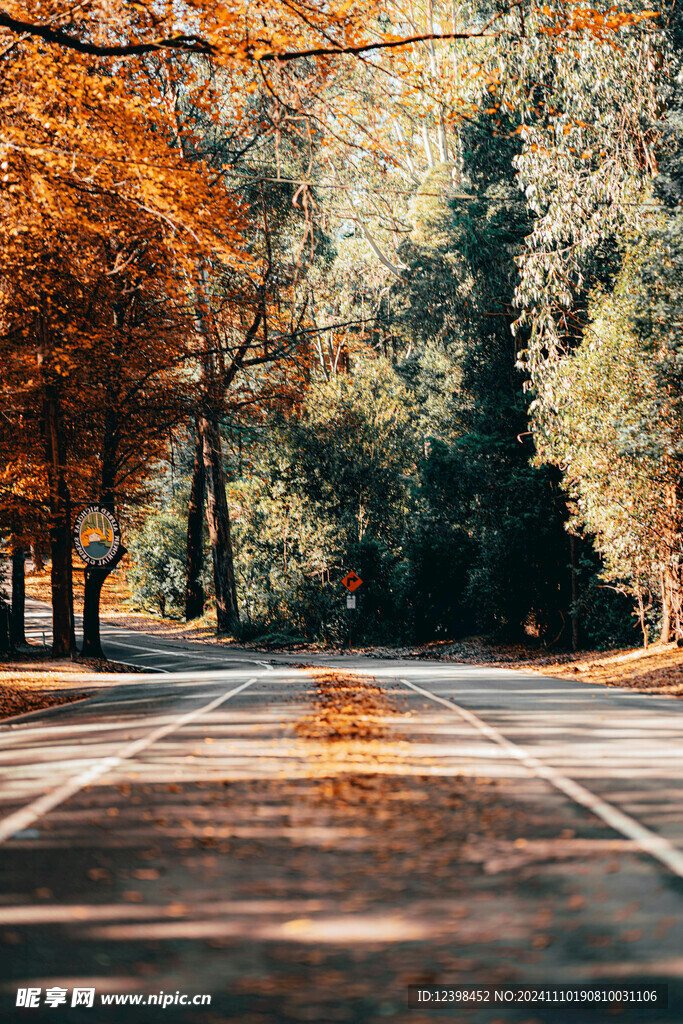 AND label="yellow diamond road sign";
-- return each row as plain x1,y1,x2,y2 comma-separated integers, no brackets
341,571,363,593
